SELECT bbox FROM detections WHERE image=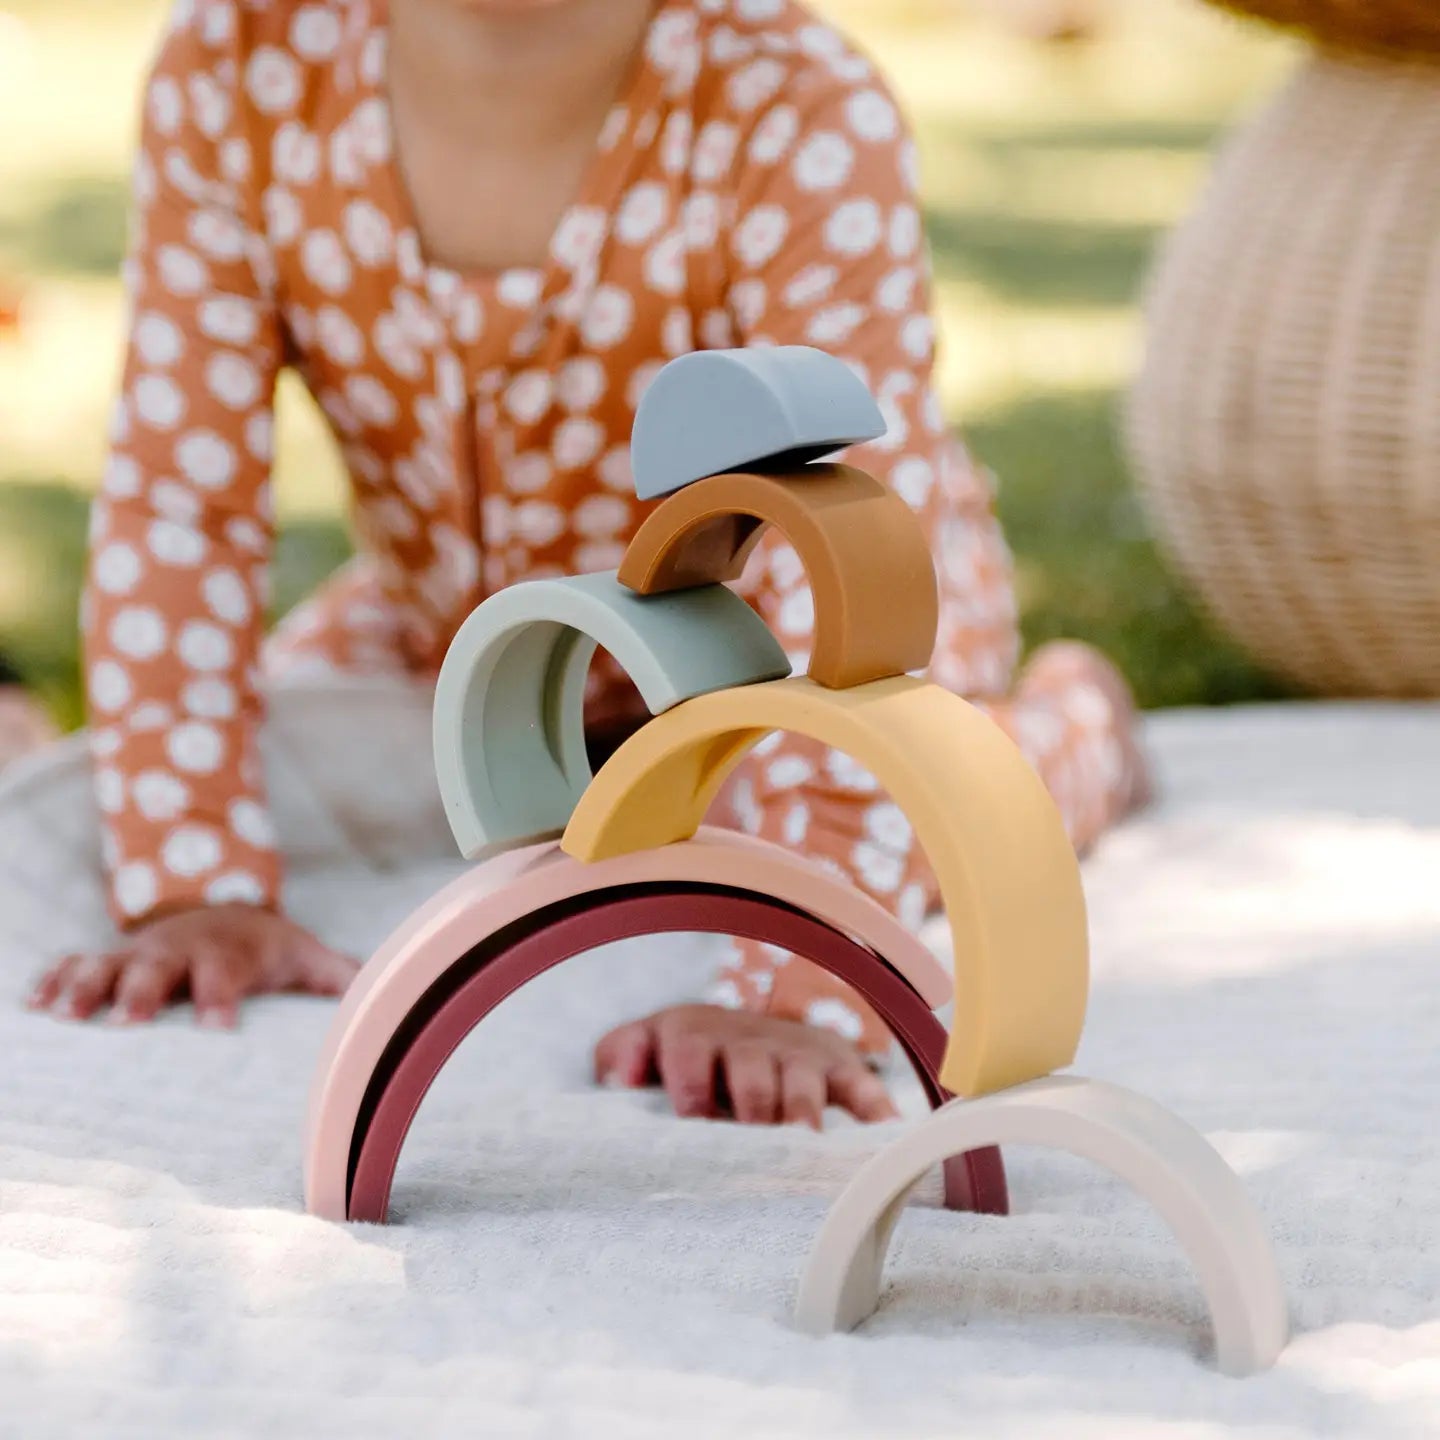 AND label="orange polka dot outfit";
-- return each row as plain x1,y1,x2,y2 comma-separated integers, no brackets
86,0,1145,1055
